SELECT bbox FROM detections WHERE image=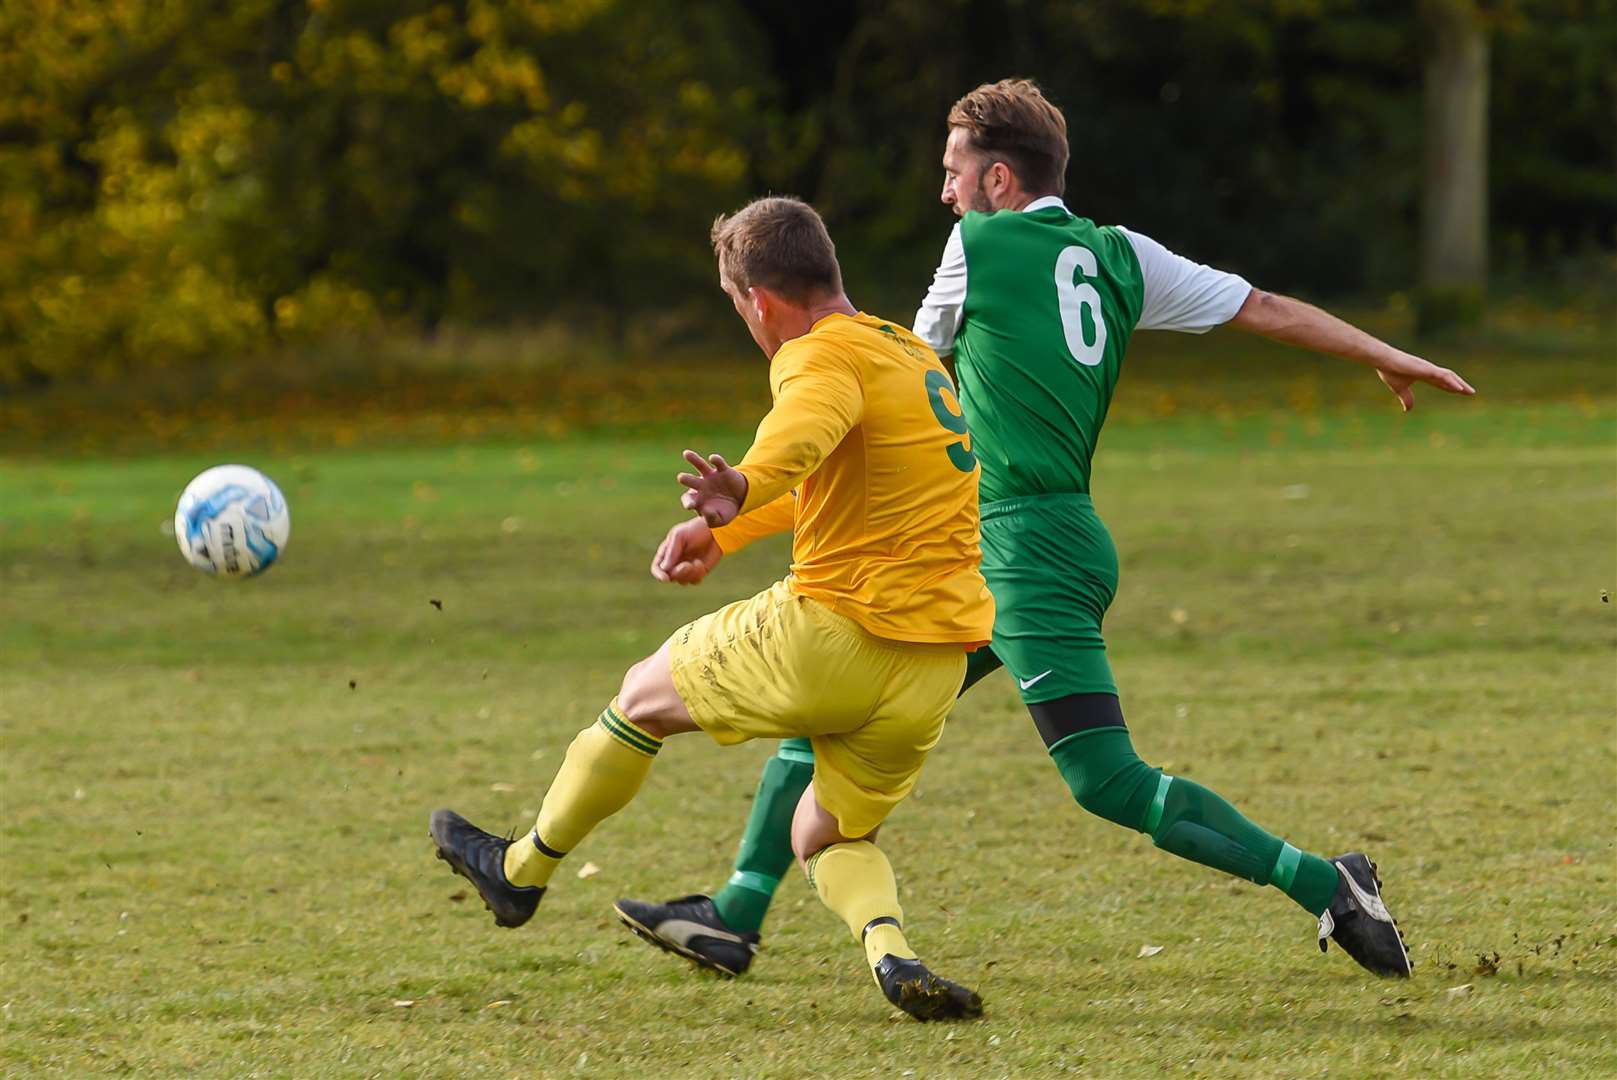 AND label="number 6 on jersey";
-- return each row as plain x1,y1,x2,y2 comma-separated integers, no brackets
1055,245,1109,367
